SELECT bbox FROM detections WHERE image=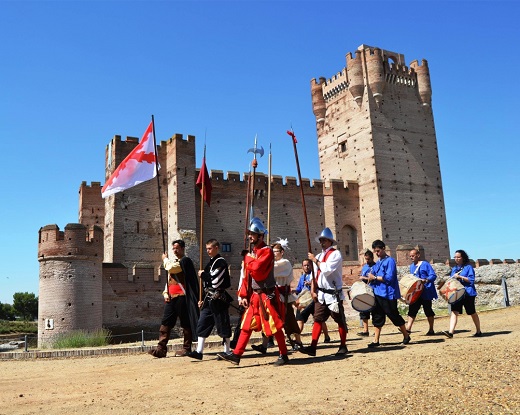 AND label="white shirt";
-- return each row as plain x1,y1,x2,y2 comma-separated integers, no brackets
314,247,344,304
